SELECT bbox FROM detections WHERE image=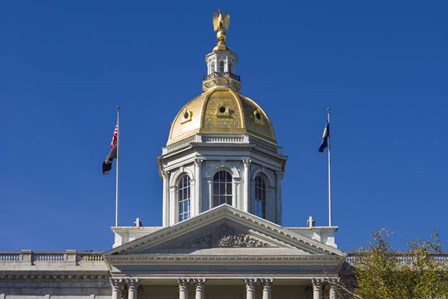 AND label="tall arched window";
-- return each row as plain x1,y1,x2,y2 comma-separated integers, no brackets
219,61,225,73
213,170,232,207
254,175,267,219
178,175,191,221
